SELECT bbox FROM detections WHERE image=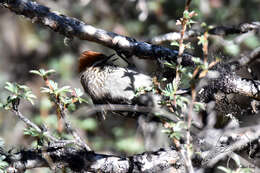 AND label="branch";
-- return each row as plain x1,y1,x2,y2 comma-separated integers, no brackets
149,22,260,44
3,146,184,173
230,46,260,71
208,22,260,36
201,124,260,167
0,0,194,66
149,30,200,44
83,104,180,123
11,109,74,145
198,67,260,102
